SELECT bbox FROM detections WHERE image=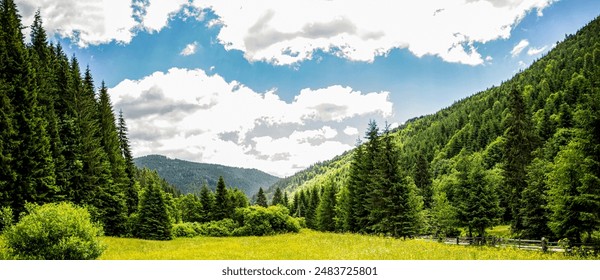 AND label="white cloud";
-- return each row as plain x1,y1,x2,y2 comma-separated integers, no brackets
180,42,198,56
192,0,556,65
141,0,188,33
511,39,530,57
527,45,547,56
110,68,393,177
343,126,359,136
16,0,138,46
